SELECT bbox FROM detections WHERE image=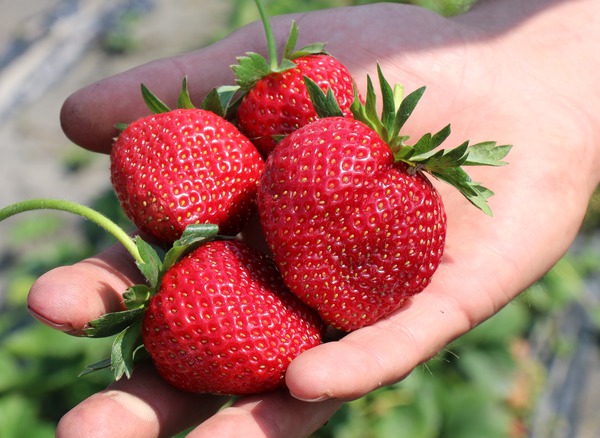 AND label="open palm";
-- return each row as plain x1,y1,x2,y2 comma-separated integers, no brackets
28,1,600,437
